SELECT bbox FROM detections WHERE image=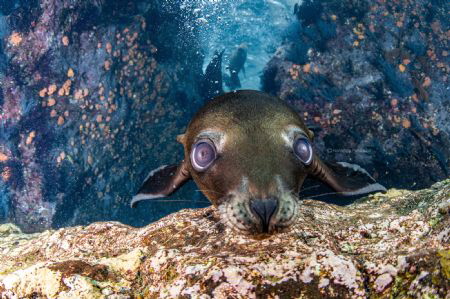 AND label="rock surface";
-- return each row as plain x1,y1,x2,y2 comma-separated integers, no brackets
1,179,449,298
0,0,205,232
